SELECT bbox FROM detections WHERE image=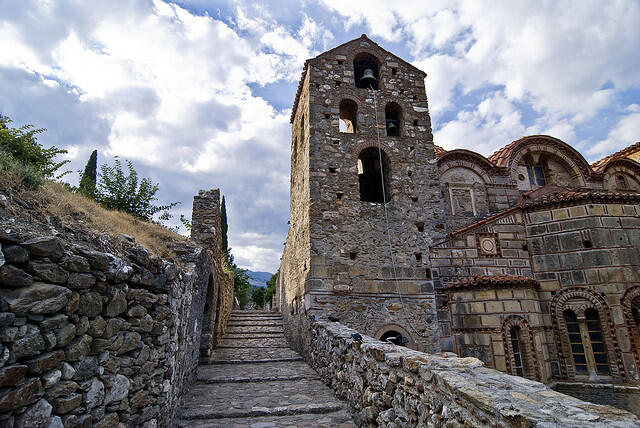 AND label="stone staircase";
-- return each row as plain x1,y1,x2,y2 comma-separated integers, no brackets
175,311,356,427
